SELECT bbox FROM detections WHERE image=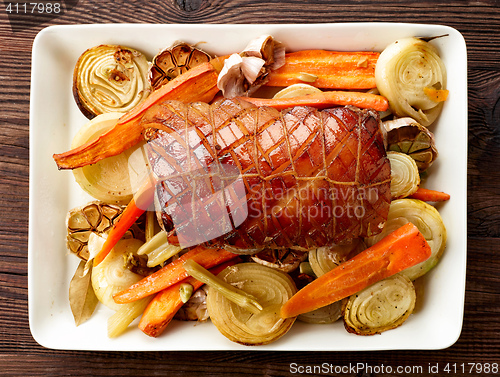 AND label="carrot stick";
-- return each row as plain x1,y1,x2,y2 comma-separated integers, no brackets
139,259,239,337
408,188,451,202
238,91,389,112
53,62,219,170
266,50,379,90
93,177,156,266
117,61,219,126
280,222,431,319
207,54,230,75
113,245,238,304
